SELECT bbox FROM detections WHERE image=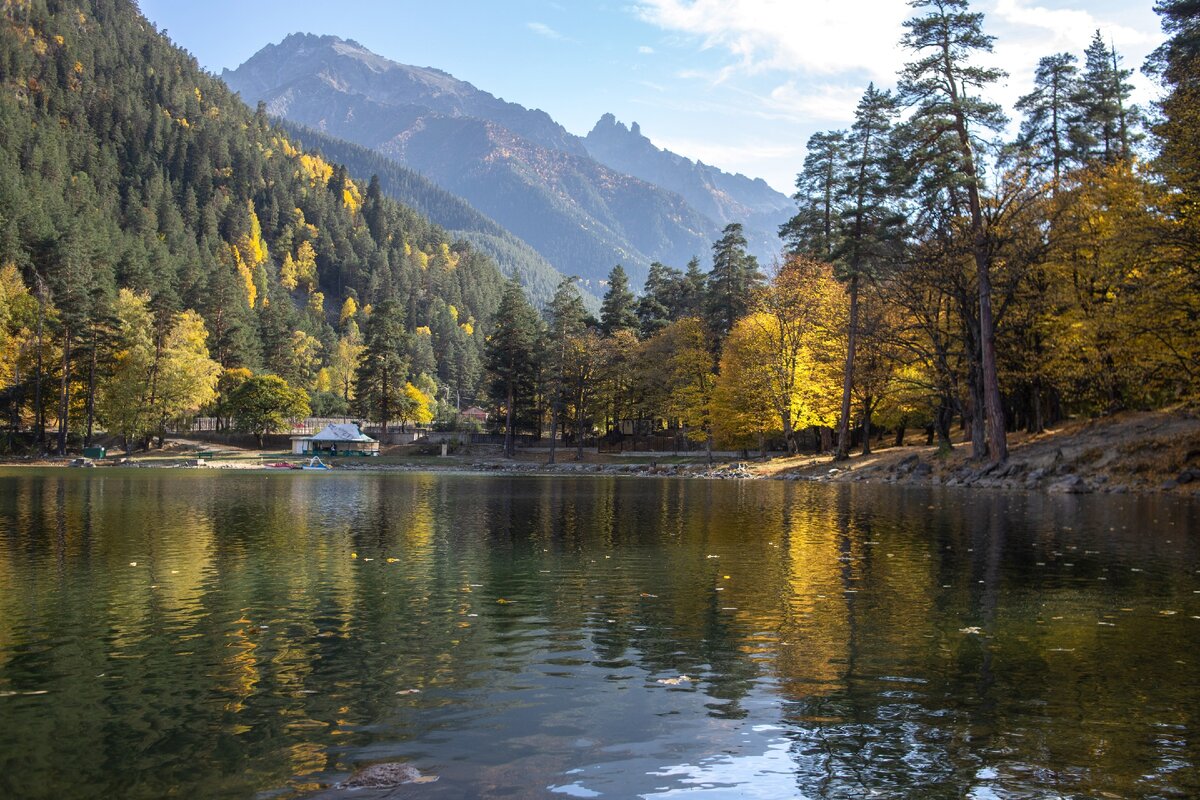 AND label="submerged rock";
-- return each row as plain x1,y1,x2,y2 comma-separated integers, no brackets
338,762,426,789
